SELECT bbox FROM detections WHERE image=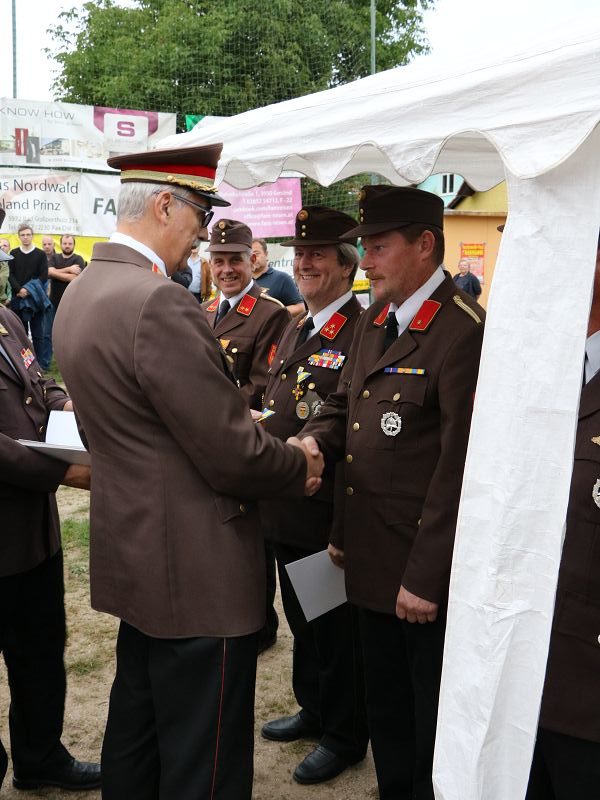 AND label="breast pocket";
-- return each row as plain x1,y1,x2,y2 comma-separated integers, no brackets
227,338,254,386
354,376,428,452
